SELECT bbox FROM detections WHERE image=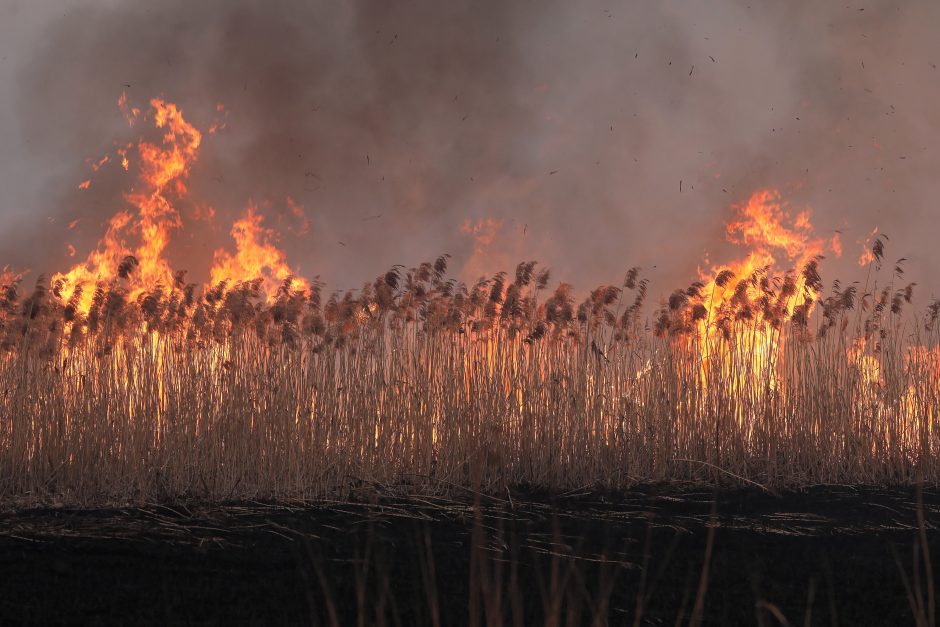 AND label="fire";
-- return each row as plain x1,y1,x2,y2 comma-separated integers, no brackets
88,155,110,172
683,189,841,389
55,211,133,312
22,93,921,416
849,337,882,389
723,189,830,266
54,97,201,314
118,91,141,126
210,206,308,299
830,233,843,257
699,188,836,324
726,189,813,259
0,267,26,288
461,218,503,252
130,98,201,292
858,227,880,266
2,93,939,497
50,95,304,316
